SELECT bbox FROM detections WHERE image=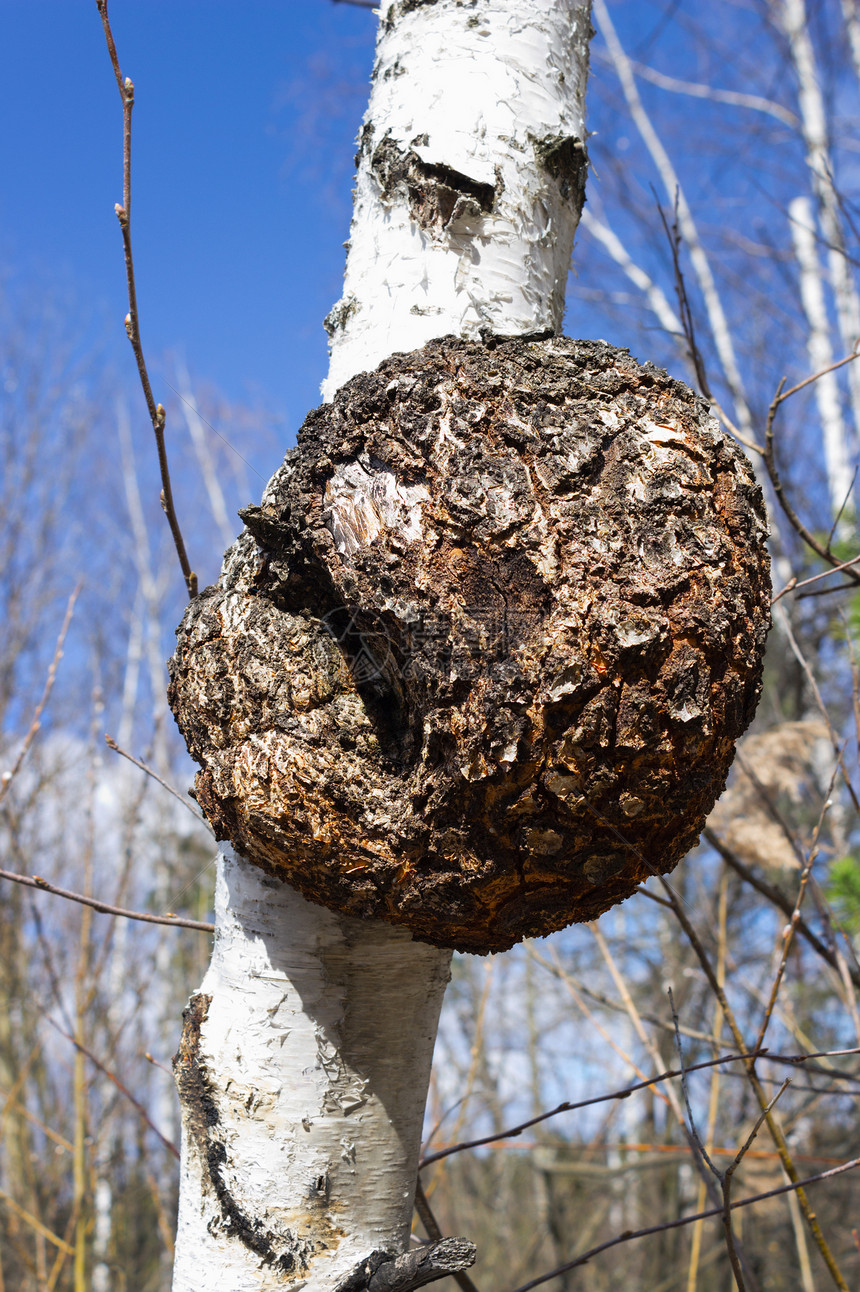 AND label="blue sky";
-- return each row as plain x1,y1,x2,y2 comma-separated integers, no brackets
2,2,851,516
0,0,690,445
0,1,378,433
